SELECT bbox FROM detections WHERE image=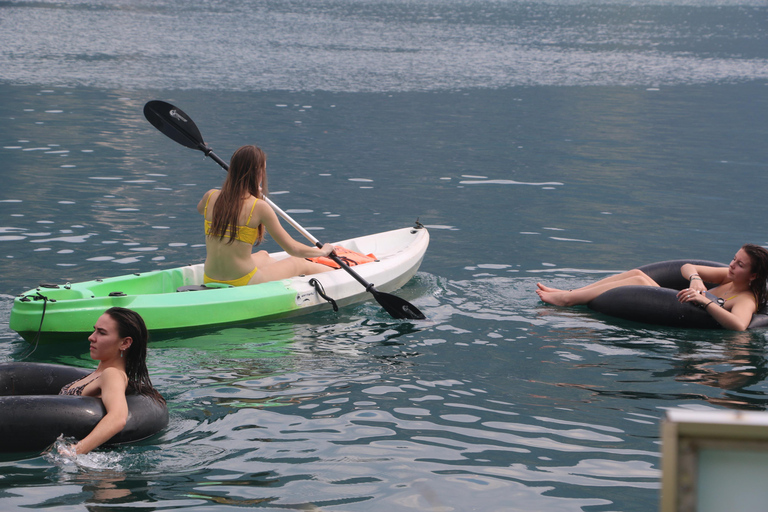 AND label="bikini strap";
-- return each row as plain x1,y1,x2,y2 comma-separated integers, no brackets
245,197,258,224
204,190,217,217
61,373,100,396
